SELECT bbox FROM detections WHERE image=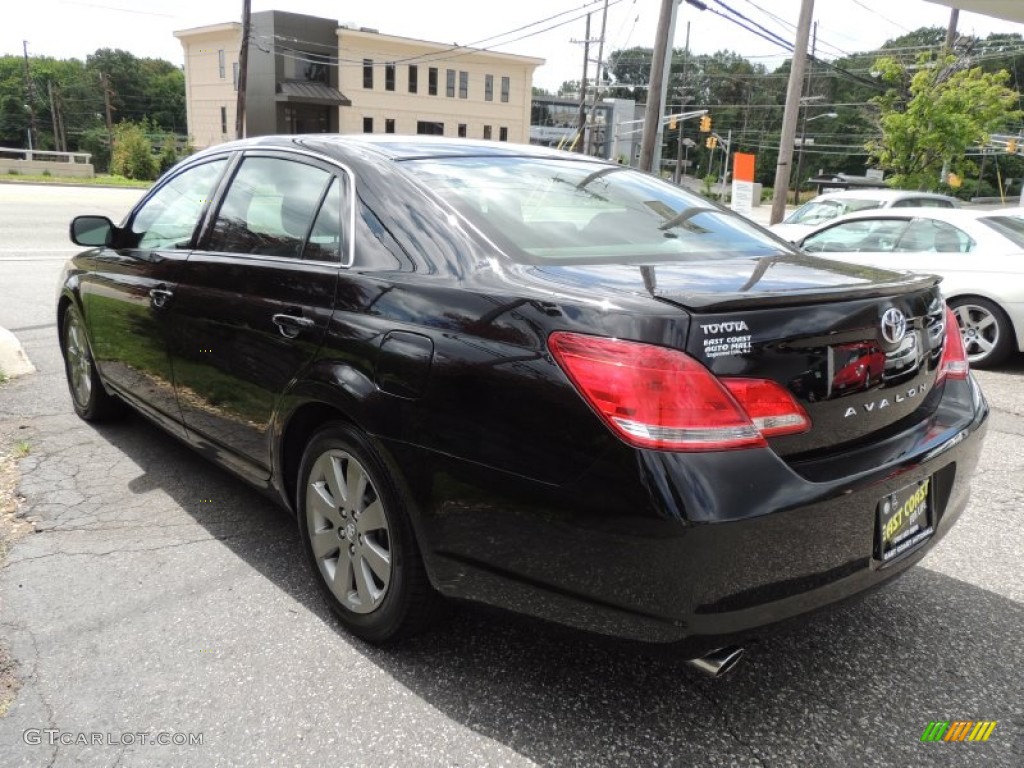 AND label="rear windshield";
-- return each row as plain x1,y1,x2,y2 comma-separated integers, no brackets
785,198,884,225
403,156,793,264
979,215,1024,248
